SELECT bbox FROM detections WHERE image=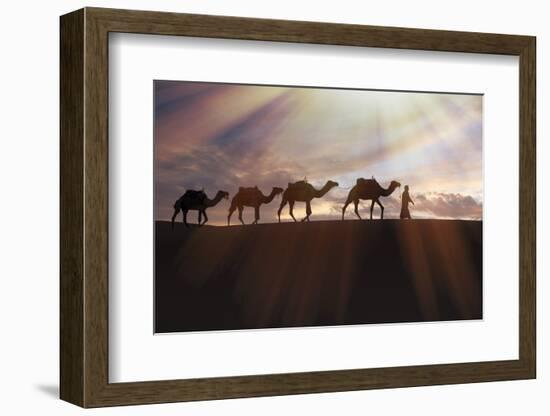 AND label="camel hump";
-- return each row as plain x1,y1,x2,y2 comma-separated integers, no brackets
356,178,380,190
356,177,378,188
183,189,206,201
289,180,307,188
238,186,259,195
